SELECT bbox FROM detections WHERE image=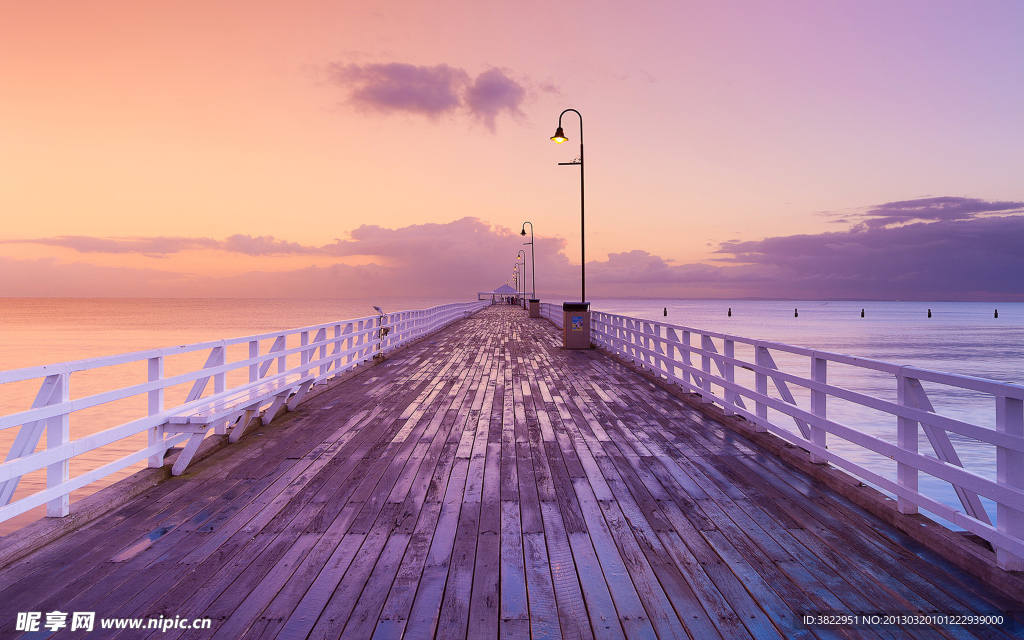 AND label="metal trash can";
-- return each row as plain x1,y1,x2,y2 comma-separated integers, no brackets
562,302,591,349
529,299,541,318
